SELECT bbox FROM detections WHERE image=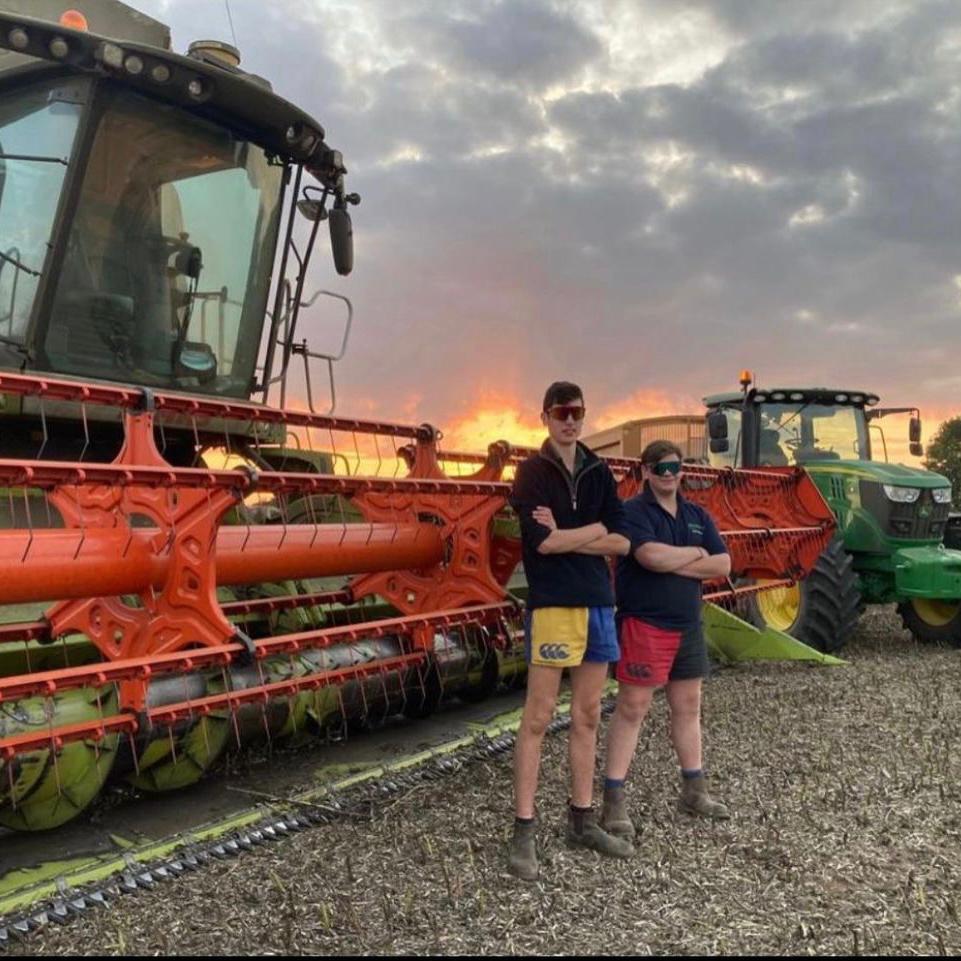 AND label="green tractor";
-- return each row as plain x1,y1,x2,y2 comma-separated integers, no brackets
704,377,961,652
